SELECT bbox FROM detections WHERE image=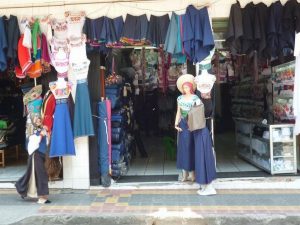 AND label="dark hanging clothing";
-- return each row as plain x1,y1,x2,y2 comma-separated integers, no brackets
281,0,298,50
120,14,149,45
267,1,283,58
146,14,170,47
225,2,243,55
0,17,8,71
113,16,124,41
2,15,20,66
241,2,255,55
183,5,215,63
296,2,300,33
254,3,269,58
